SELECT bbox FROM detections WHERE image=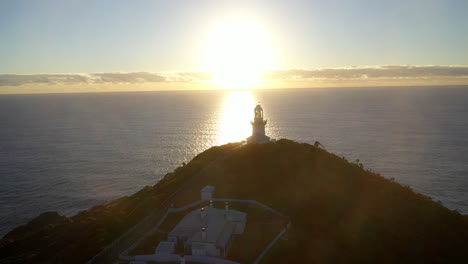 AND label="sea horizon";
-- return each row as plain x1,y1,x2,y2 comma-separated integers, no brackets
1,85,467,237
